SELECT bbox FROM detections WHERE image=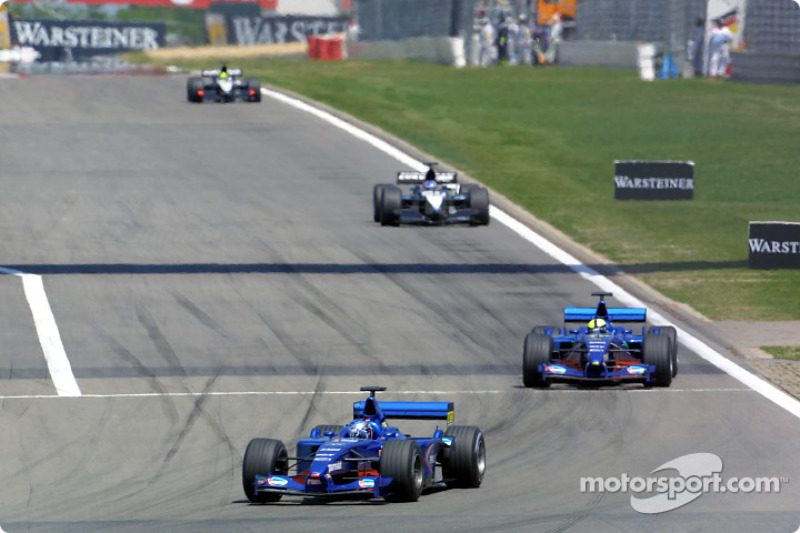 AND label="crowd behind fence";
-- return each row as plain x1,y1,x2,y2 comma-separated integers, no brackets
354,0,800,69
